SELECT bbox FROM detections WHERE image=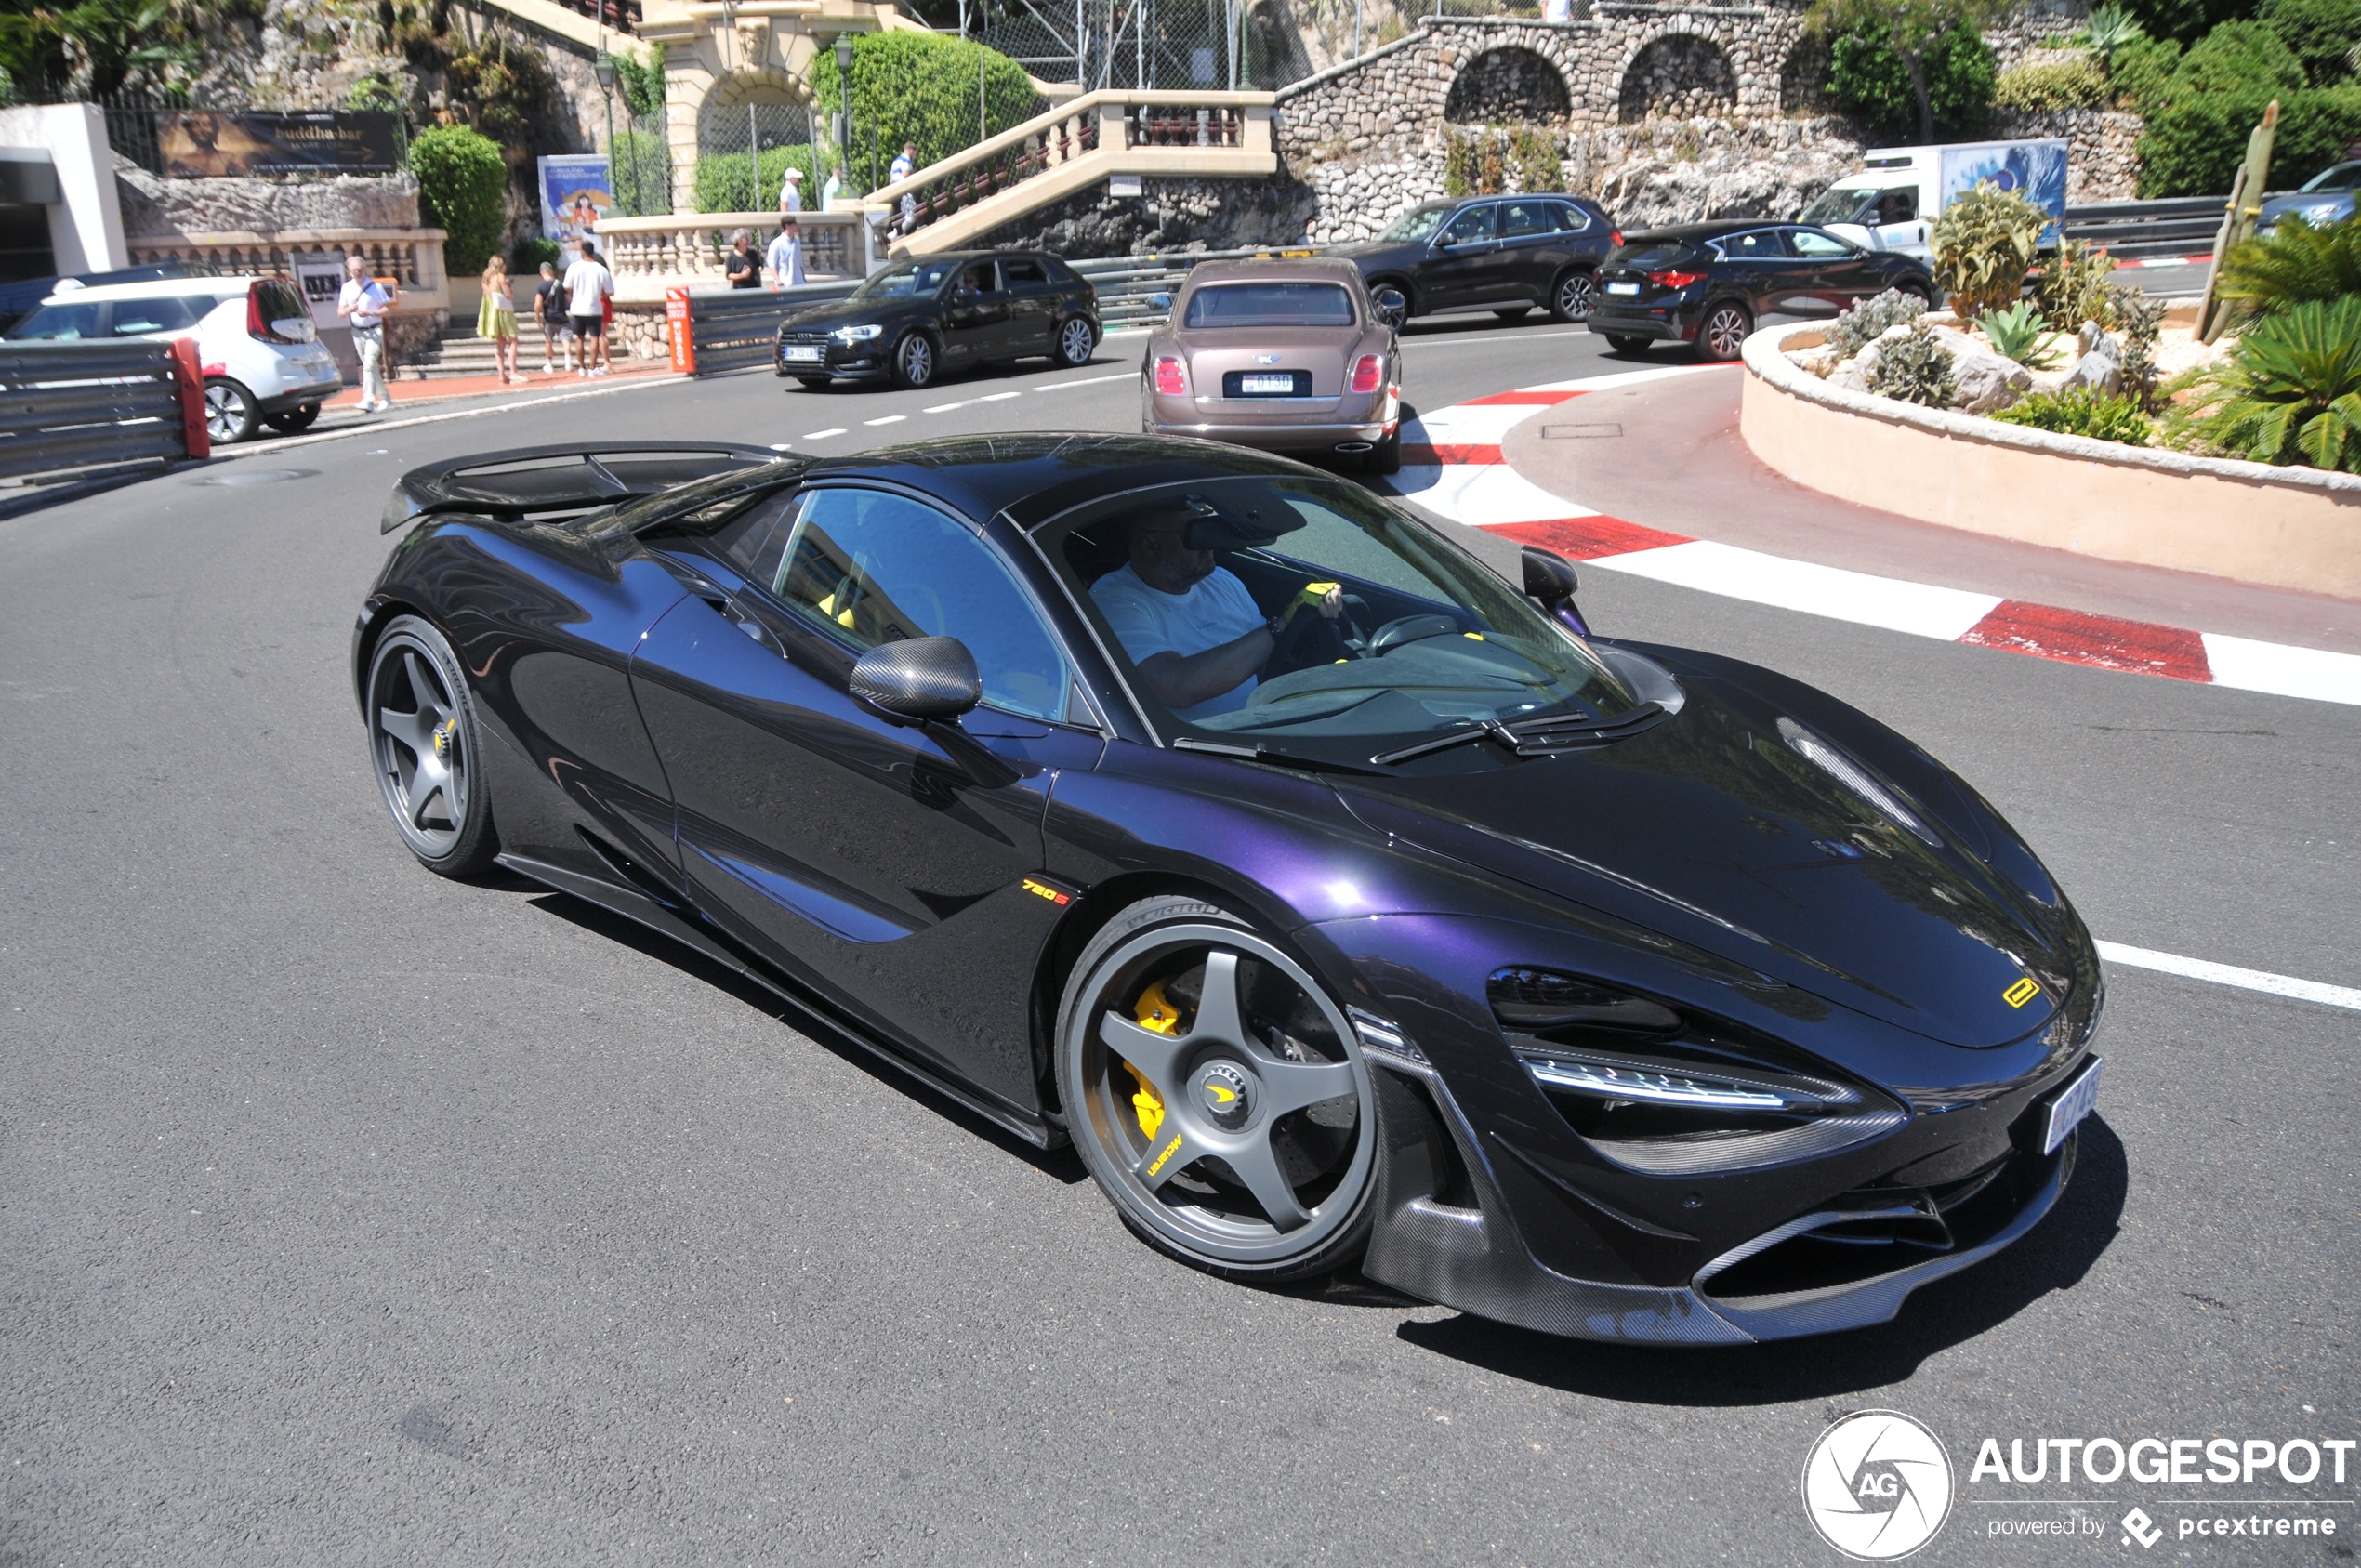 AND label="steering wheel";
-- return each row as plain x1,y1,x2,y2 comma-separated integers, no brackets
1367,613,1459,655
